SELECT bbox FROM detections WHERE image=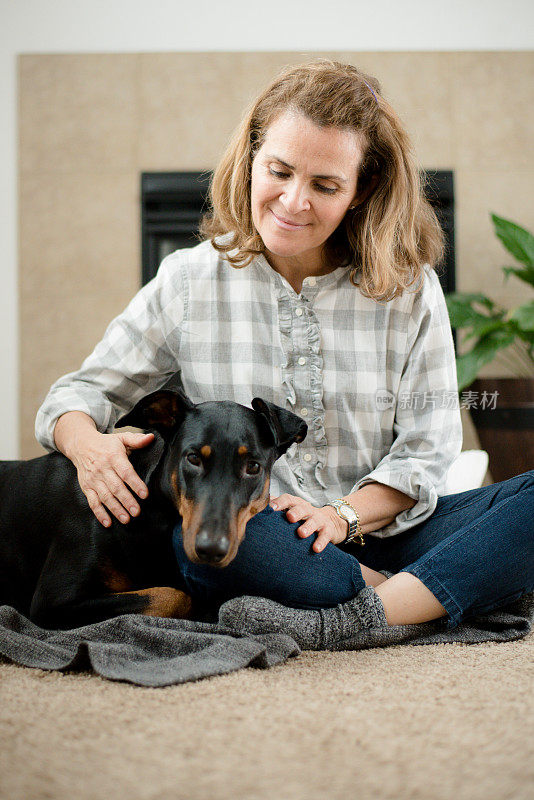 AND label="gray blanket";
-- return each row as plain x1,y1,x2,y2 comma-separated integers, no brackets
0,592,532,687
